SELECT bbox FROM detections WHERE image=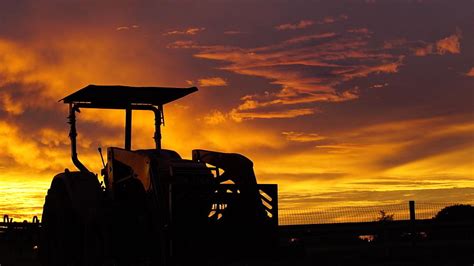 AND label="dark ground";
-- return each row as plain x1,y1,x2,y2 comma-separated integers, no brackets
1,222,473,266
